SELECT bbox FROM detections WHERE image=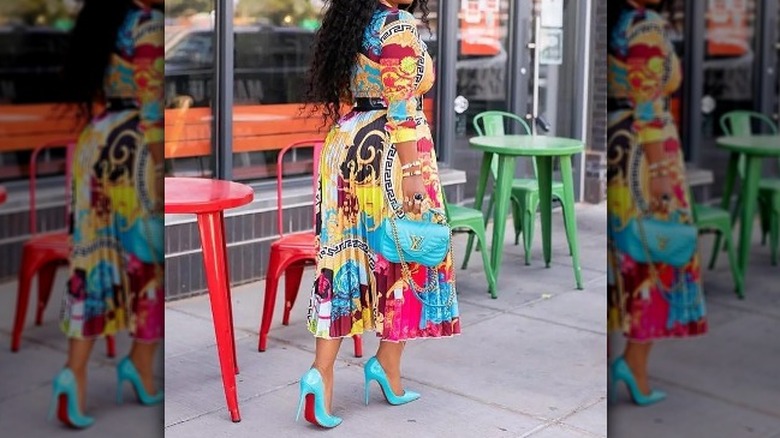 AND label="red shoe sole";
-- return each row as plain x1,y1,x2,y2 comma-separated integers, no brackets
57,394,75,428
303,393,318,426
